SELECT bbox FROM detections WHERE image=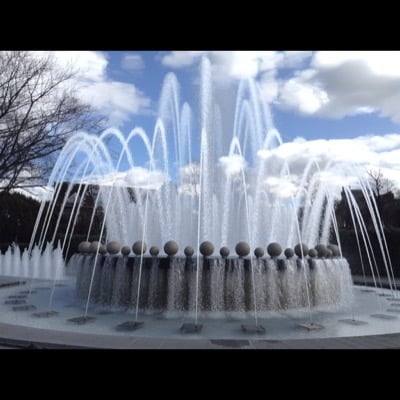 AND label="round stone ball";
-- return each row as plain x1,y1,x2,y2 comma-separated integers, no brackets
254,247,264,258
106,241,121,254
315,244,328,258
164,240,179,257
199,241,214,257
220,246,230,258
327,244,340,257
326,249,333,258
184,246,194,257
132,240,147,255
294,243,309,258
308,248,318,258
99,244,107,255
235,241,250,257
149,246,159,257
121,245,131,256
267,242,282,258
89,241,100,253
78,241,91,253
284,248,294,258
